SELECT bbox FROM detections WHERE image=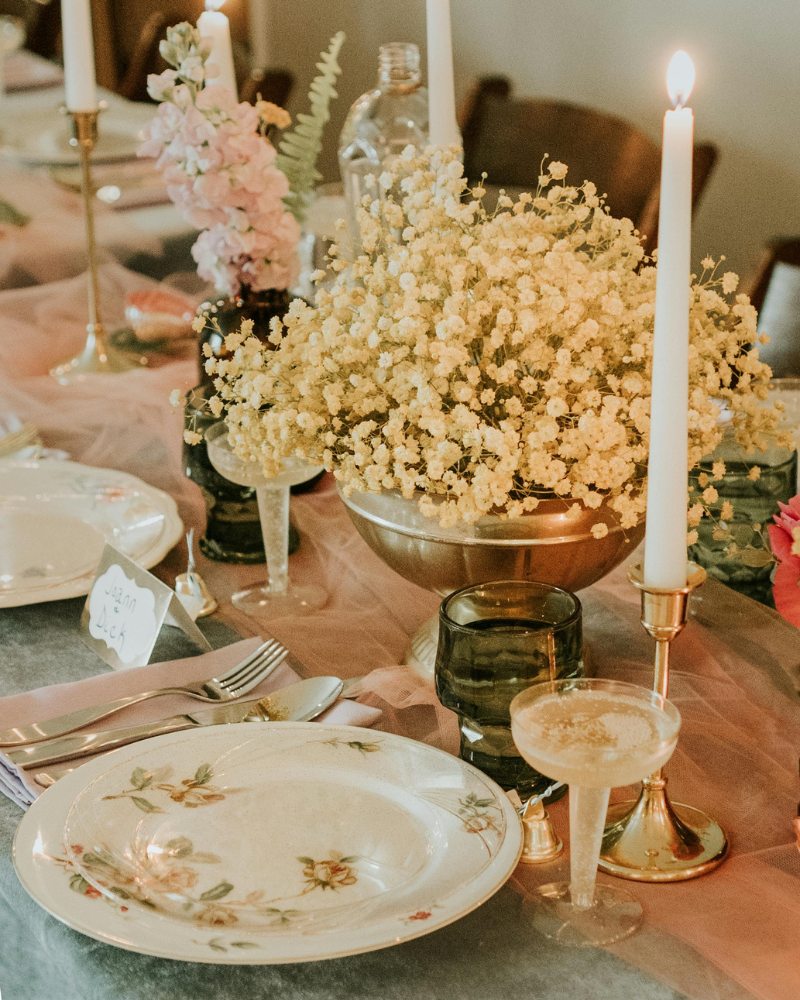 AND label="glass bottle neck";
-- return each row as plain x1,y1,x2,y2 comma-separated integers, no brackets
378,42,421,93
